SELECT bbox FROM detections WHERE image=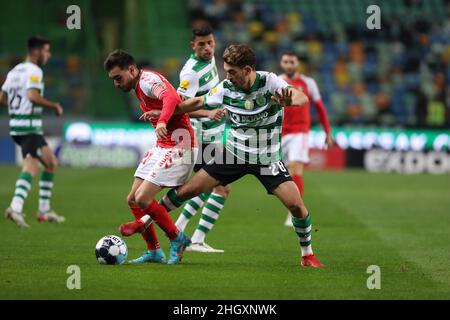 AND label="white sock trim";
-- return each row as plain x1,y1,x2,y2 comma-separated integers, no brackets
191,229,206,244
184,203,198,215
301,246,313,256
39,199,50,213
11,197,24,212
202,207,219,220
15,188,28,198
140,215,152,227
191,196,206,207
39,190,52,197
295,225,311,234
39,181,54,188
16,179,31,190
206,198,224,210
162,196,177,211
198,219,214,230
